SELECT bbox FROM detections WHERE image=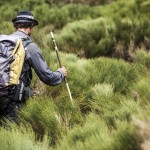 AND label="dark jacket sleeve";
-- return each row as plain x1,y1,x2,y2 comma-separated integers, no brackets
26,43,64,86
